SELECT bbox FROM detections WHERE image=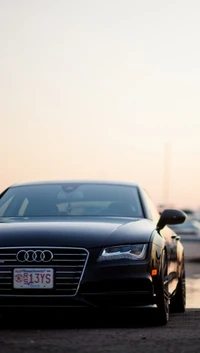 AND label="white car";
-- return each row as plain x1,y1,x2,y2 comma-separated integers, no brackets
170,219,200,261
